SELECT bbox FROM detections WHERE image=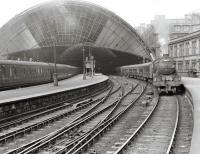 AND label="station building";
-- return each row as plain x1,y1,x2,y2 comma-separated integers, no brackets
0,0,152,74
168,30,200,77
